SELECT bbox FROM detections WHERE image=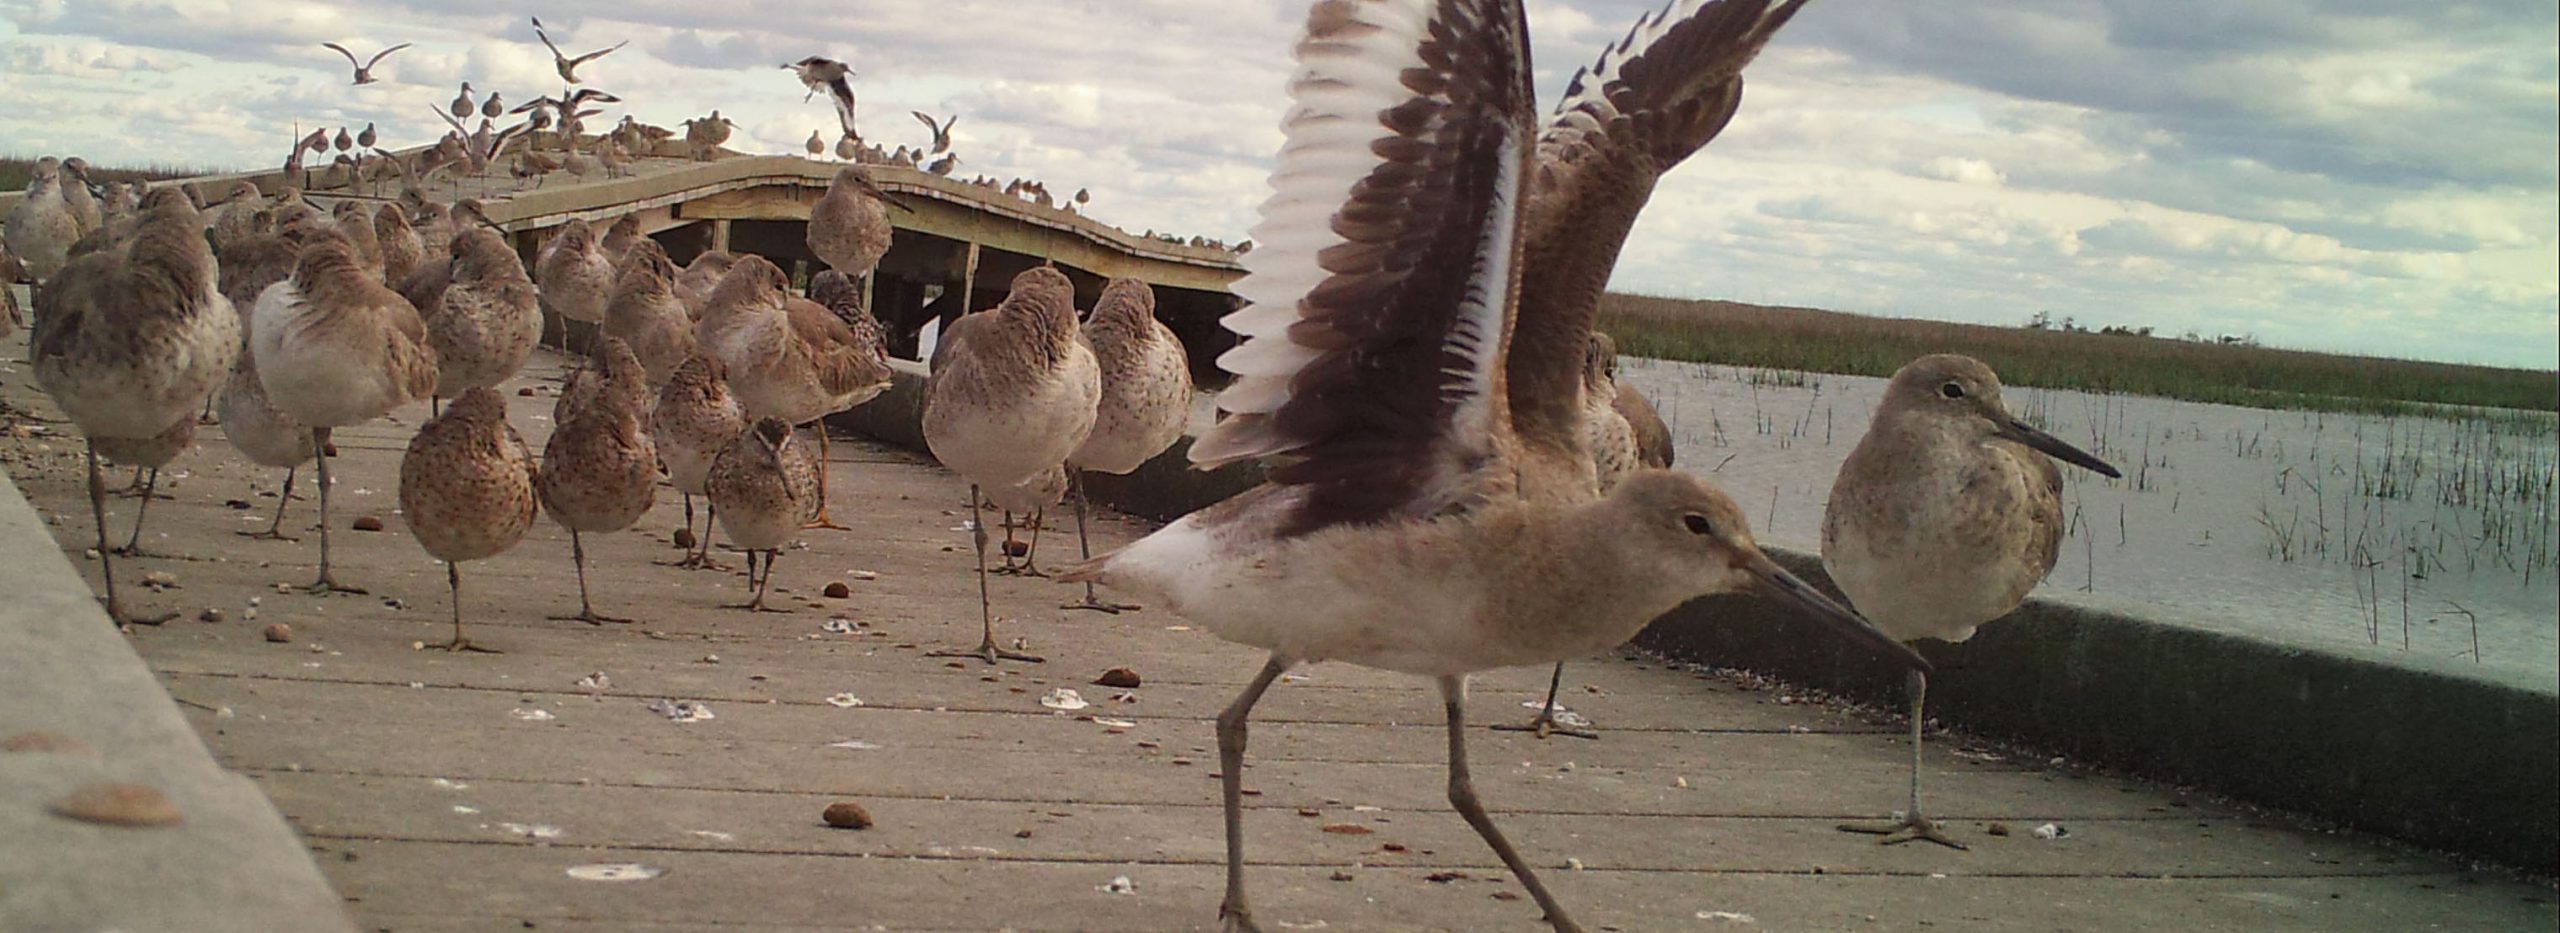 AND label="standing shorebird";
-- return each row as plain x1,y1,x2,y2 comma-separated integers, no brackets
94,416,197,557
923,267,1099,664
1826,354,2120,849
30,190,239,624
534,218,613,355
252,229,440,593
805,166,911,287
706,416,818,611
219,353,318,541
56,159,102,237
419,225,542,407
1061,277,1190,613
784,56,859,139
400,386,539,652
1055,2,1919,930
652,354,748,570
696,257,891,529
322,41,410,84
374,202,425,289
1618,377,1674,473
6,157,80,282
530,16,626,84
539,337,658,624
600,238,696,387
673,250,737,320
